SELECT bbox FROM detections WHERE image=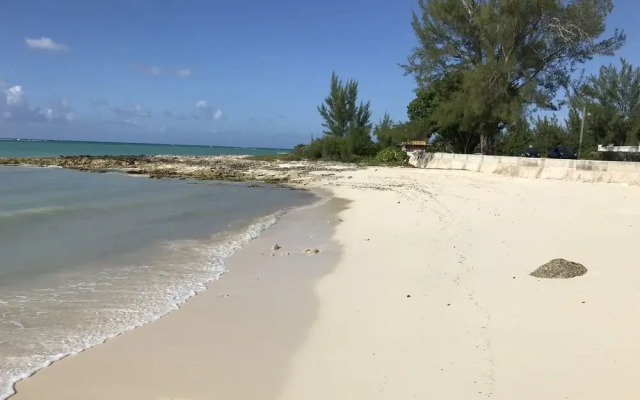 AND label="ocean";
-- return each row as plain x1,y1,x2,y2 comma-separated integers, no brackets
0,139,289,158
0,166,315,399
